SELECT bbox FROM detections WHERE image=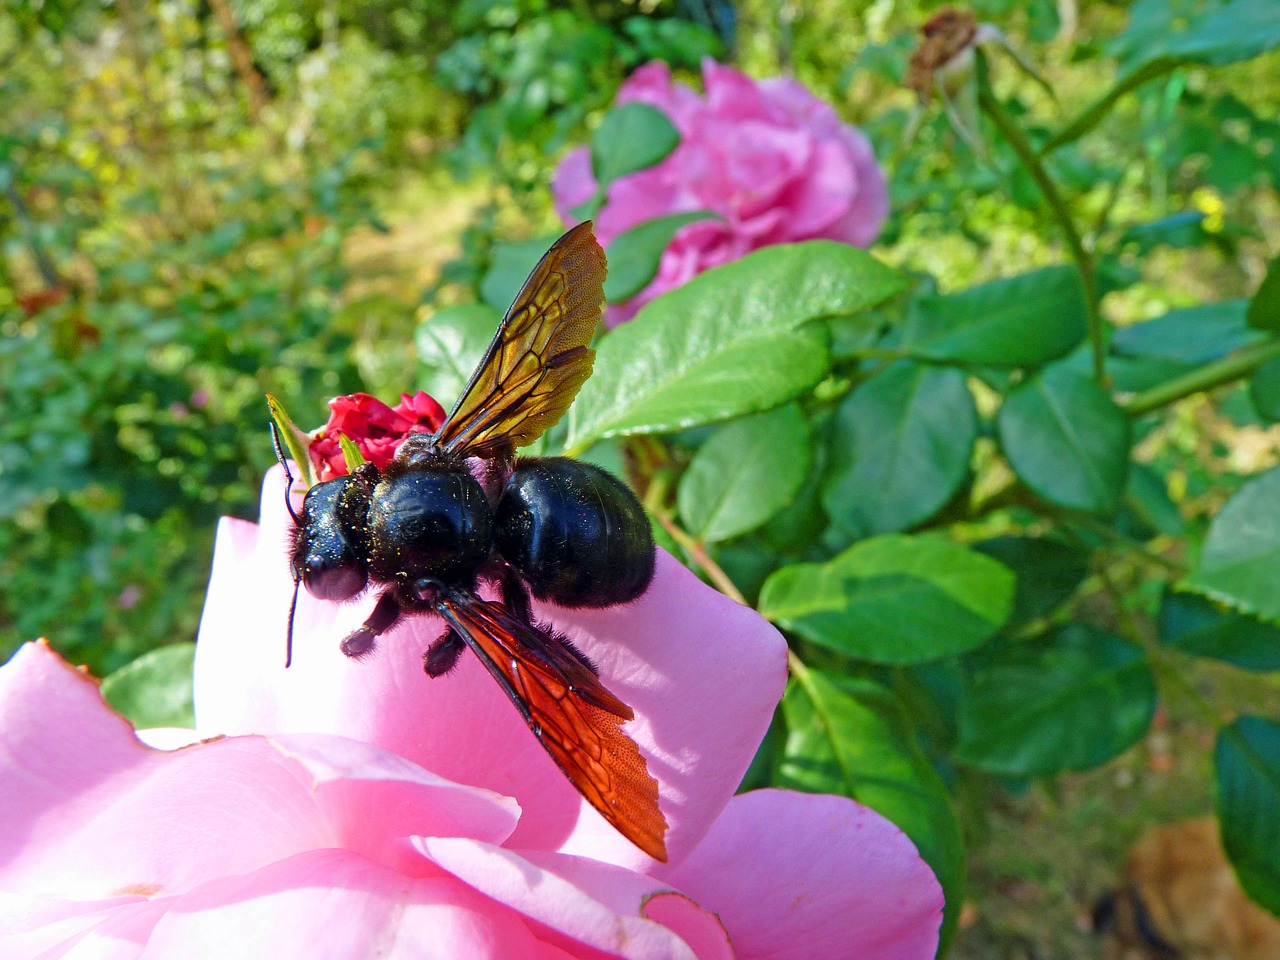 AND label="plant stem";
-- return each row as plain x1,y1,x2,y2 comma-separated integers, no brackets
1094,568,1229,730
787,648,812,687
977,68,1106,386
652,511,748,605
1067,512,1187,574
1124,339,1280,417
